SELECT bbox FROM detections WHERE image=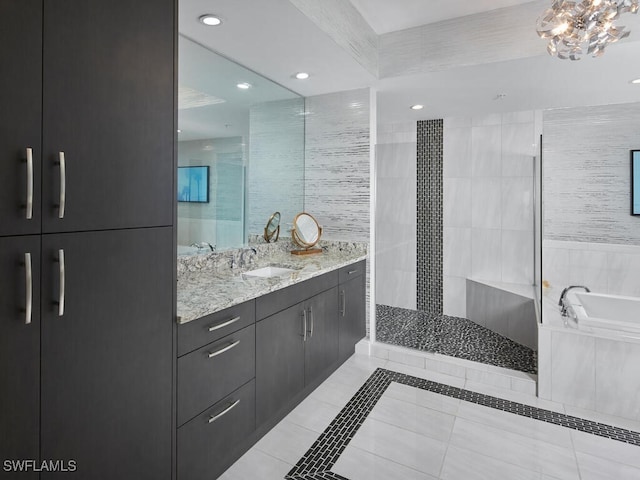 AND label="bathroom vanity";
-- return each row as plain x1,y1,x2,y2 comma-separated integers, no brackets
175,247,366,479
